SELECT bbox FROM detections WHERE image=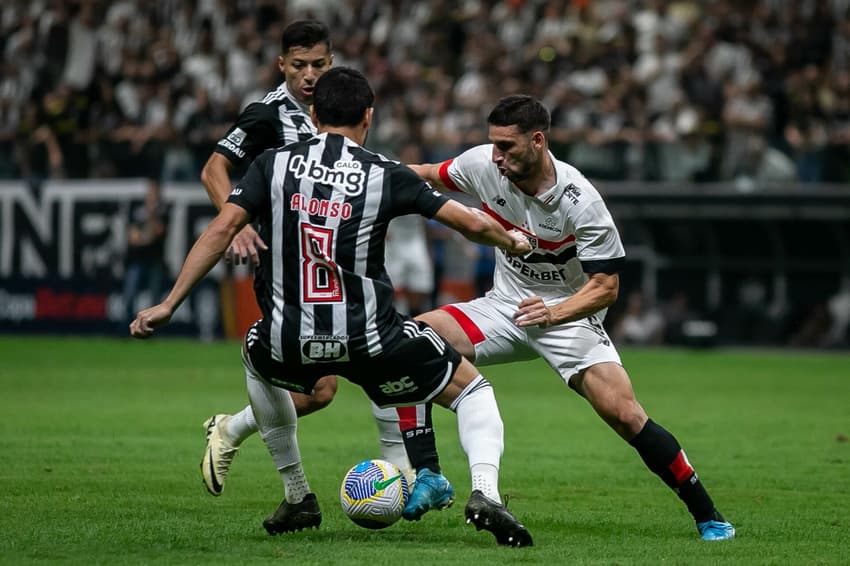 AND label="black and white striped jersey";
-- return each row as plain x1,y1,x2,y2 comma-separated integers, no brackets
227,132,451,365
214,82,315,174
